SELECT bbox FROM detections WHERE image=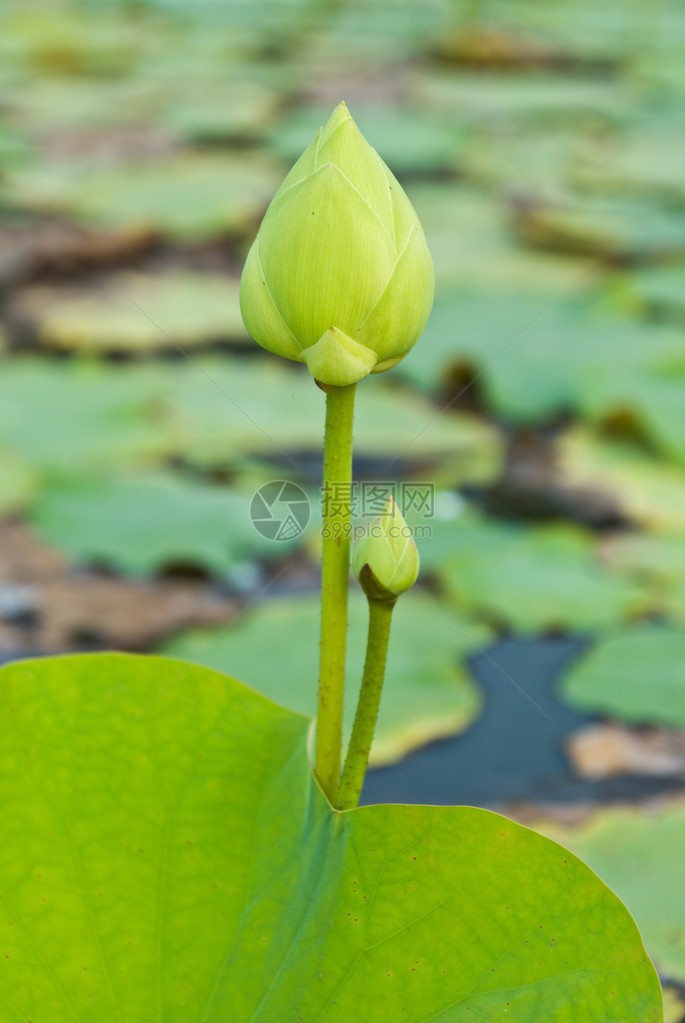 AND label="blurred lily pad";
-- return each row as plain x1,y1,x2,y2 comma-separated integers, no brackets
417,71,626,126
30,471,307,579
579,370,685,466
134,0,313,34
162,357,502,478
559,427,685,533
406,185,591,294
16,272,247,354
602,533,685,624
5,75,166,136
397,290,569,406
161,591,490,765
512,194,685,261
5,152,283,241
306,0,444,59
491,0,648,64
561,624,685,728
0,358,166,474
631,380,685,467
464,127,579,189
400,290,684,422
431,22,573,72
421,511,649,633
525,315,685,430
160,78,280,143
637,41,685,96
0,118,33,170
604,533,685,586
536,800,685,982
664,987,685,1023
6,39,280,140
355,380,501,475
0,356,500,484
574,120,685,202
626,263,685,323
0,448,37,516
0,6,145,77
